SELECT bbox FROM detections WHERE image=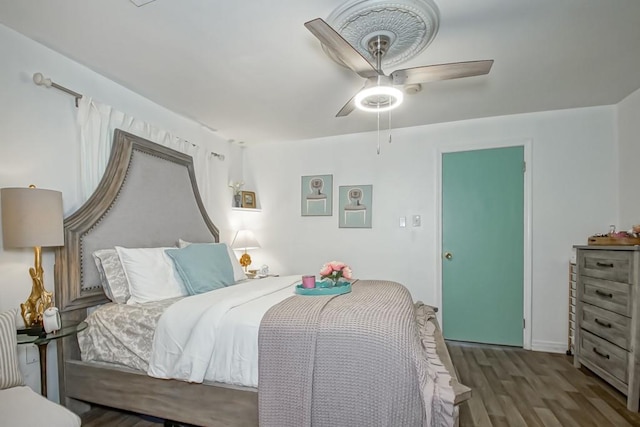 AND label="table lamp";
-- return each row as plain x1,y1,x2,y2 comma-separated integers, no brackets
1,186,64,330
231,230,260,271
